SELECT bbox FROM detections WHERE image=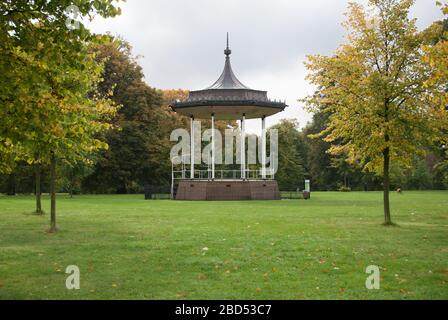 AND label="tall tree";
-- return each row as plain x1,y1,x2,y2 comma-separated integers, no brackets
270,120,306,191
0,1,121,231
303,0,447,225
303,112,340,190
423,3,448,186
82,39,172,193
